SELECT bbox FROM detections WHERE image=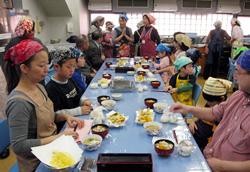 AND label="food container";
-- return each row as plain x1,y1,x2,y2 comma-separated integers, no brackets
101,100,116,111
102,74,111,79
144,122,162,136
91,124,109,139
97,95,110,104
142,64,150,69
50,39,61,43
137,71,146,76
151,81,161,89
81,134,103,151
110,80,135,92
127,71,135,76
110,65,118,70
154,139,174,157
153,103,168,114
114,76,124,80
111,93,123,101
144,98,158,109
105,62,113,68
